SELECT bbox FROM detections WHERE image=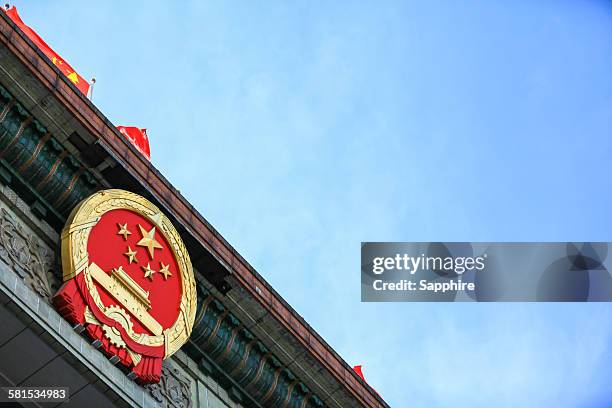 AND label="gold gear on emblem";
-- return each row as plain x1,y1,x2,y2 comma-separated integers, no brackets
102,305,135,348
